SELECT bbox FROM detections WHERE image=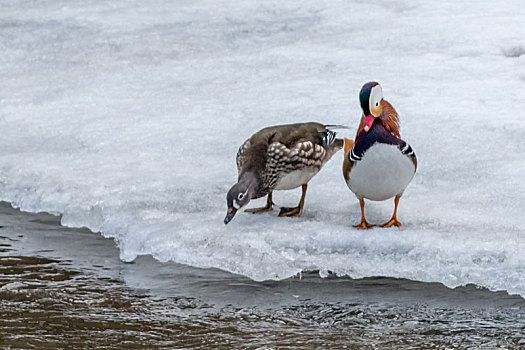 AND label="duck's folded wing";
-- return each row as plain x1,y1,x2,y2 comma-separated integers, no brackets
267,141,326,172
236,139,251,171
